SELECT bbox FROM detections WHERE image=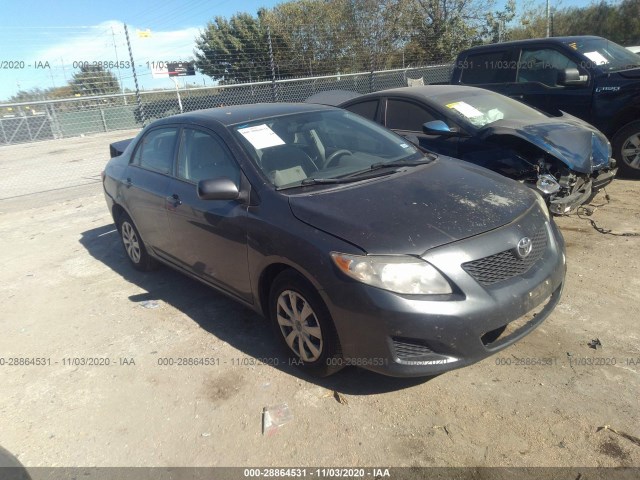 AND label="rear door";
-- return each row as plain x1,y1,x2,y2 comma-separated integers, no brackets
124,126,178,256
165,127,252,302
